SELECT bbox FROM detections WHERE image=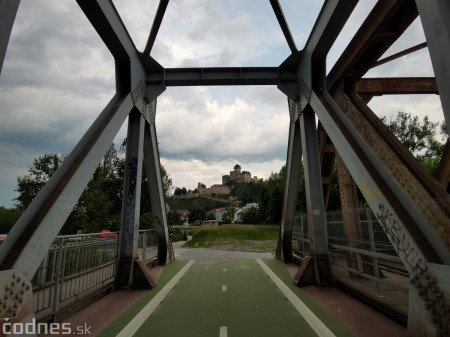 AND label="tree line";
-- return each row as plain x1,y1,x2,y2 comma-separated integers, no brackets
1,111,447,233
